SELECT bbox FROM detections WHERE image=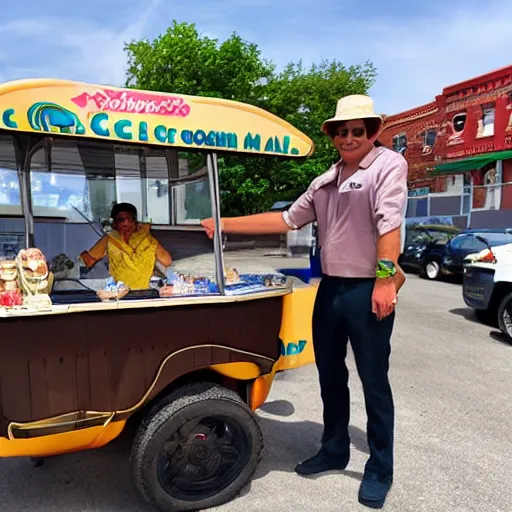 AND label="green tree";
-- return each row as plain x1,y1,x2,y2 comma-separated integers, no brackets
125,20,273,104
124,21,377,216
